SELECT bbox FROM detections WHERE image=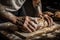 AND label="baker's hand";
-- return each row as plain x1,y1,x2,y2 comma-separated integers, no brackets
43,14,54,27
43,12,54,26
16,16,39,33
38,13,54,27
22,16,38,32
